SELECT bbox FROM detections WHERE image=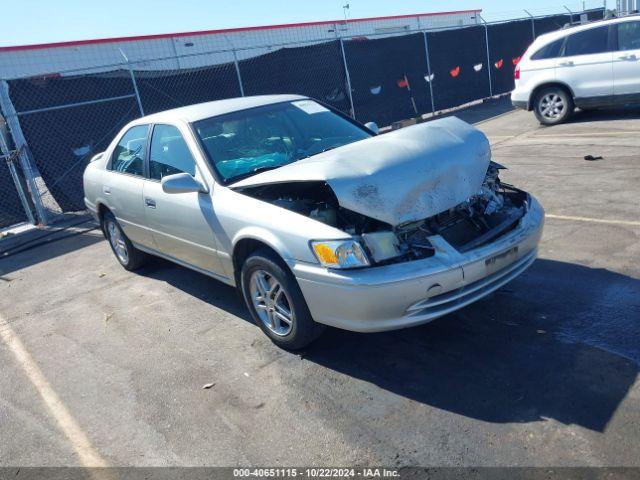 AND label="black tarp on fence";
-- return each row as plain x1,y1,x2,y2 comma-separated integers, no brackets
344,33,432,126
135,62,241,115
427,26,490,111
7,73,141,212
1,11,603,219
585,8,606,21
534,14,572,37
239,41,350,114
0,160,27,228
6,71,134,112
488,20,535,95
7,72,140,212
